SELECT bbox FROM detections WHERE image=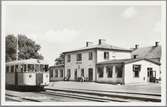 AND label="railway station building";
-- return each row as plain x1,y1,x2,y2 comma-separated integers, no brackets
51,39,161,84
